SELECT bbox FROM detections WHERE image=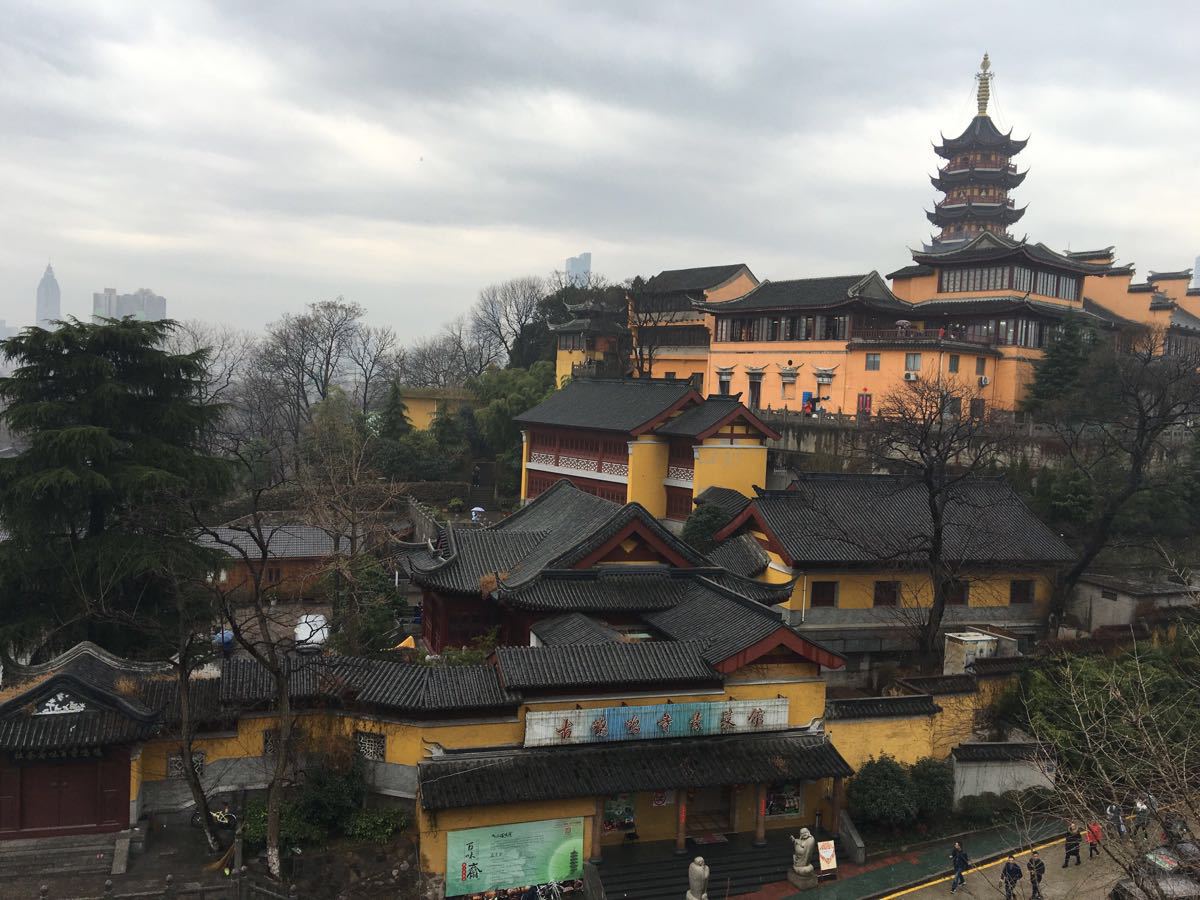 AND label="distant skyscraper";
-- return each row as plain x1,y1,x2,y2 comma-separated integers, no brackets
92,287,167,322
36,264,61,328
565,252,592,286
1193,256,1199,289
